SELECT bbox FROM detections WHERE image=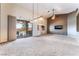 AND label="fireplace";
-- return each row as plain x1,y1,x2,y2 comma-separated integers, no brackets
54,25,63,29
